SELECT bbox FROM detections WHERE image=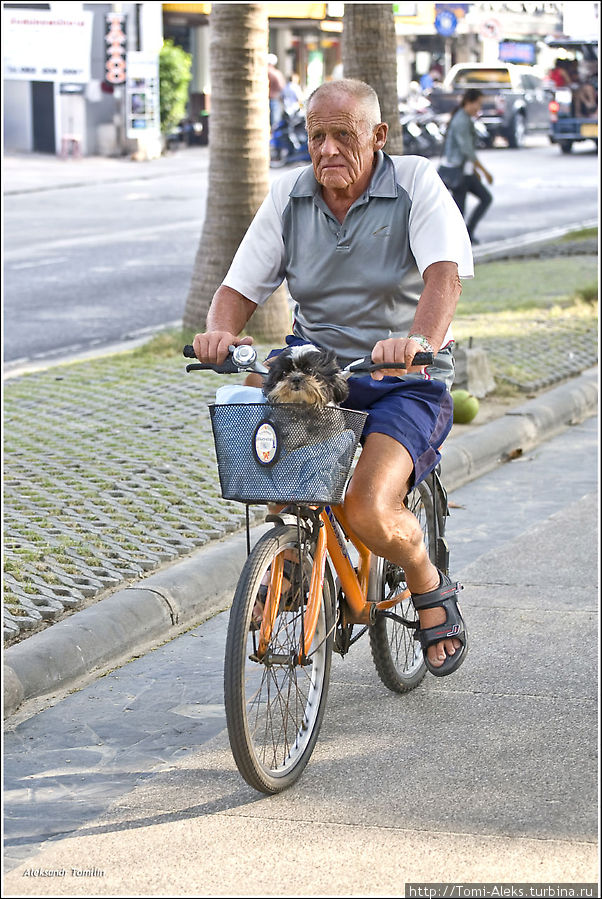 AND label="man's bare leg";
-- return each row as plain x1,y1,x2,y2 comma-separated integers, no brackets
344,432,461,668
